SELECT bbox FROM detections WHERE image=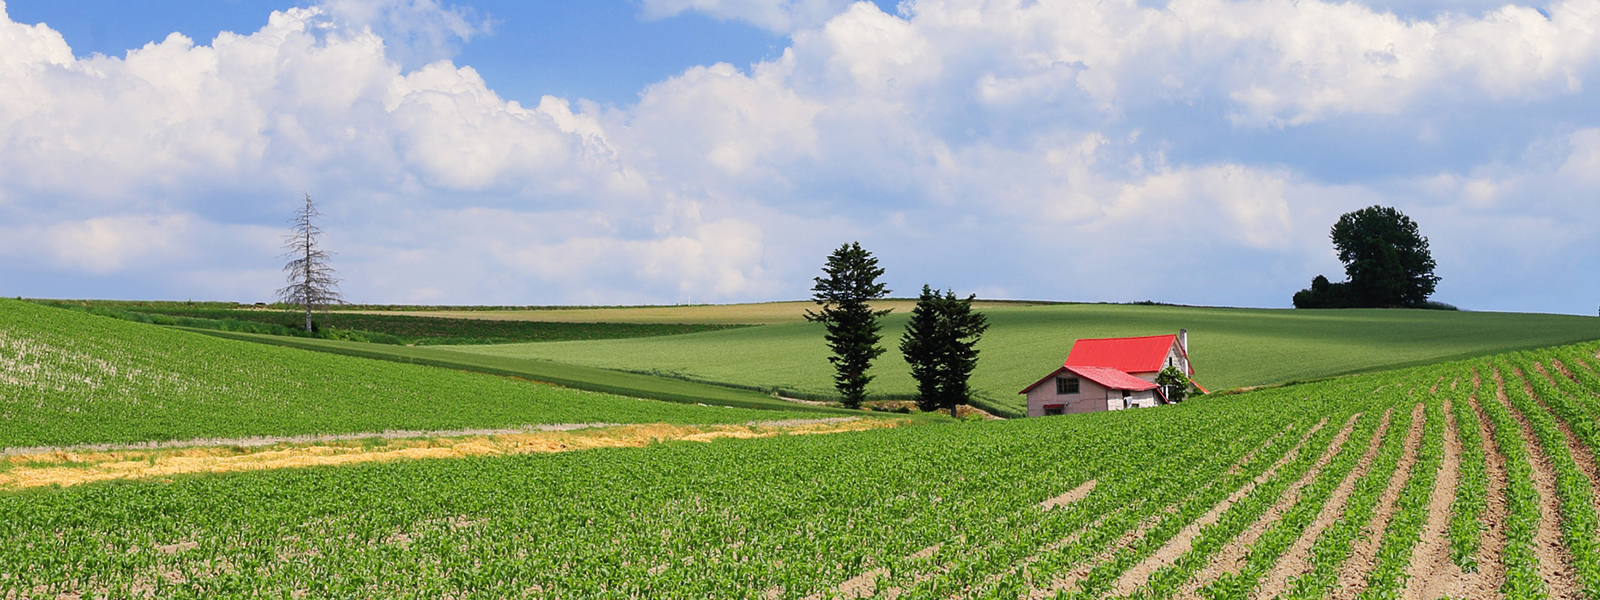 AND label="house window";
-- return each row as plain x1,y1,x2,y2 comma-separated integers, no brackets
1122,390,1131,398
1044,405,1064,416
1056,377,1080,395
